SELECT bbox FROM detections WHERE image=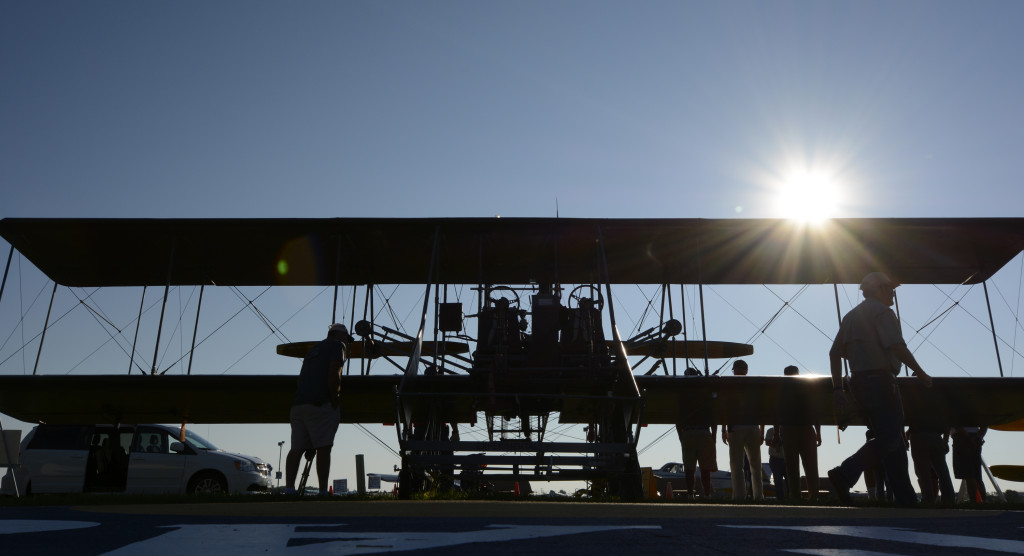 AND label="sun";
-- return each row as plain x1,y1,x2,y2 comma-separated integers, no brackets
776,171,840,224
